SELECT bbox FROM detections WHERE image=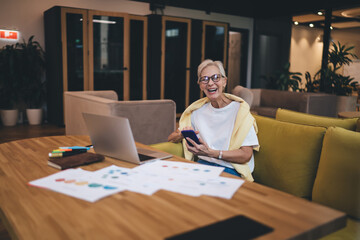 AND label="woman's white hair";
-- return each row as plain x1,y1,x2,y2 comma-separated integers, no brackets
197,59,227,81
